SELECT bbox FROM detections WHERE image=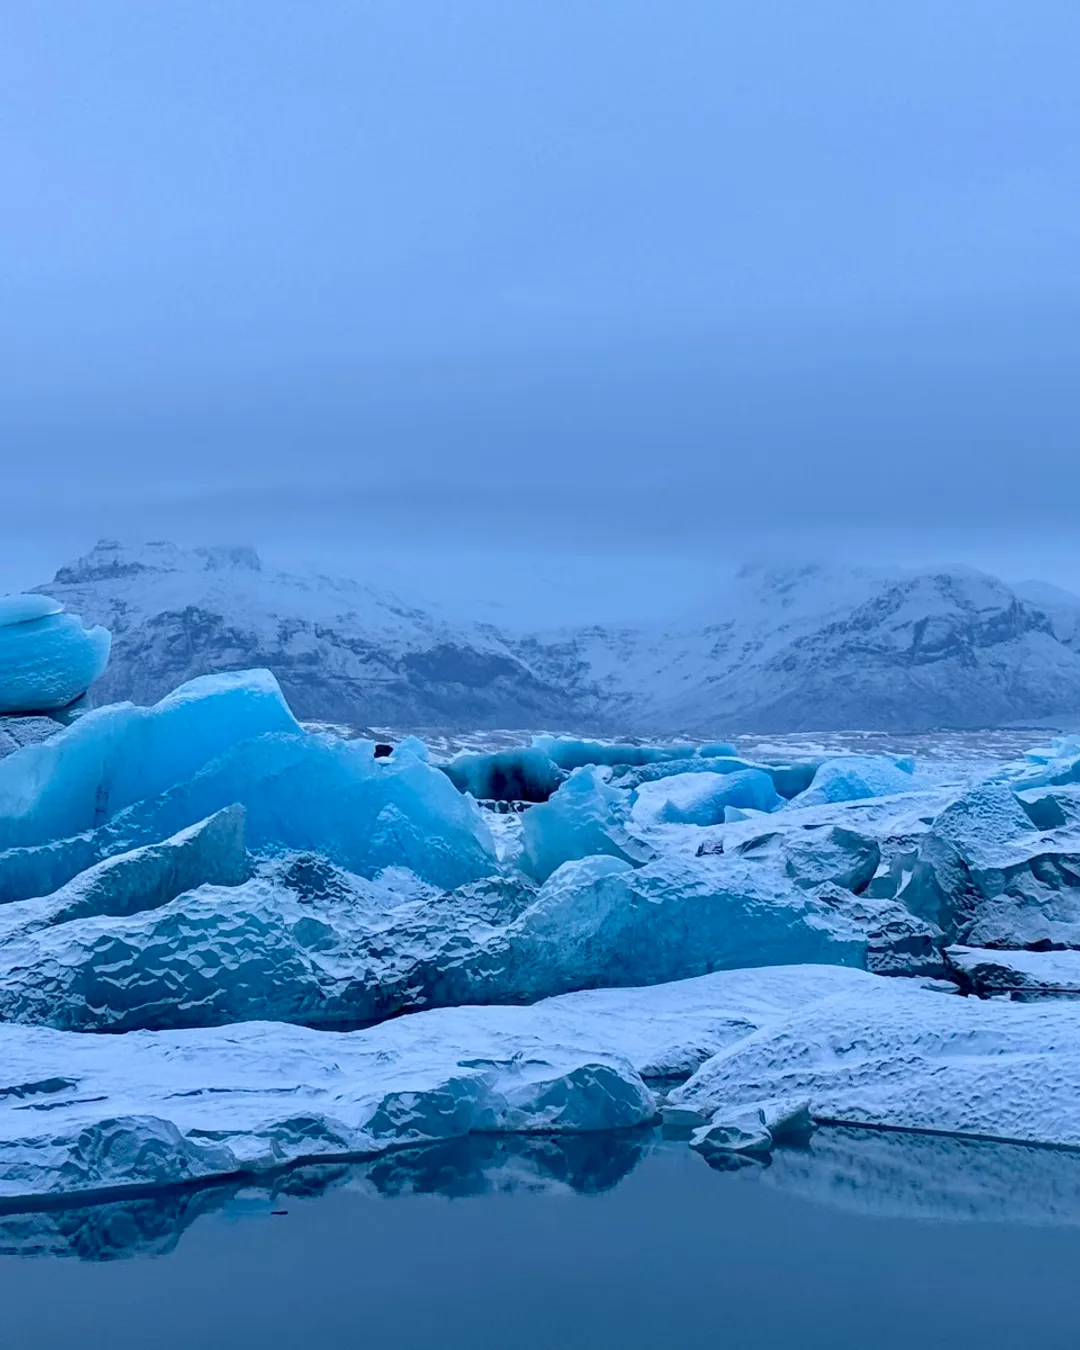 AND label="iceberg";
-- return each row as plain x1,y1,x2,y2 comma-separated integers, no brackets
897,782,1080,946
631,769,779,826
0,672,496,892
0,965,880,1203
442,746,564,802
522,767,653,881
666,972,1080,1147
0,807,247,944
793,755,918,808
0,838,939,1032
0,595,111,714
